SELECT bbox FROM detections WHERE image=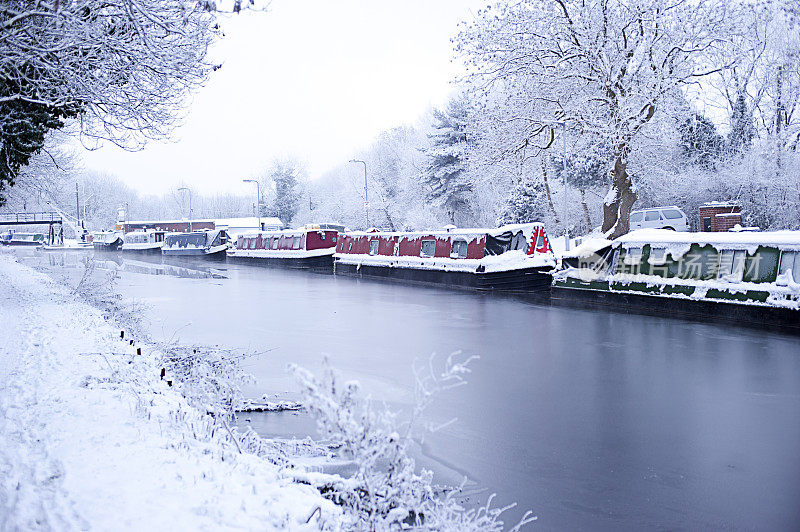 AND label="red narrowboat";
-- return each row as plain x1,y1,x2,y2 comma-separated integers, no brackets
226,224,341,270
334,223,556,292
